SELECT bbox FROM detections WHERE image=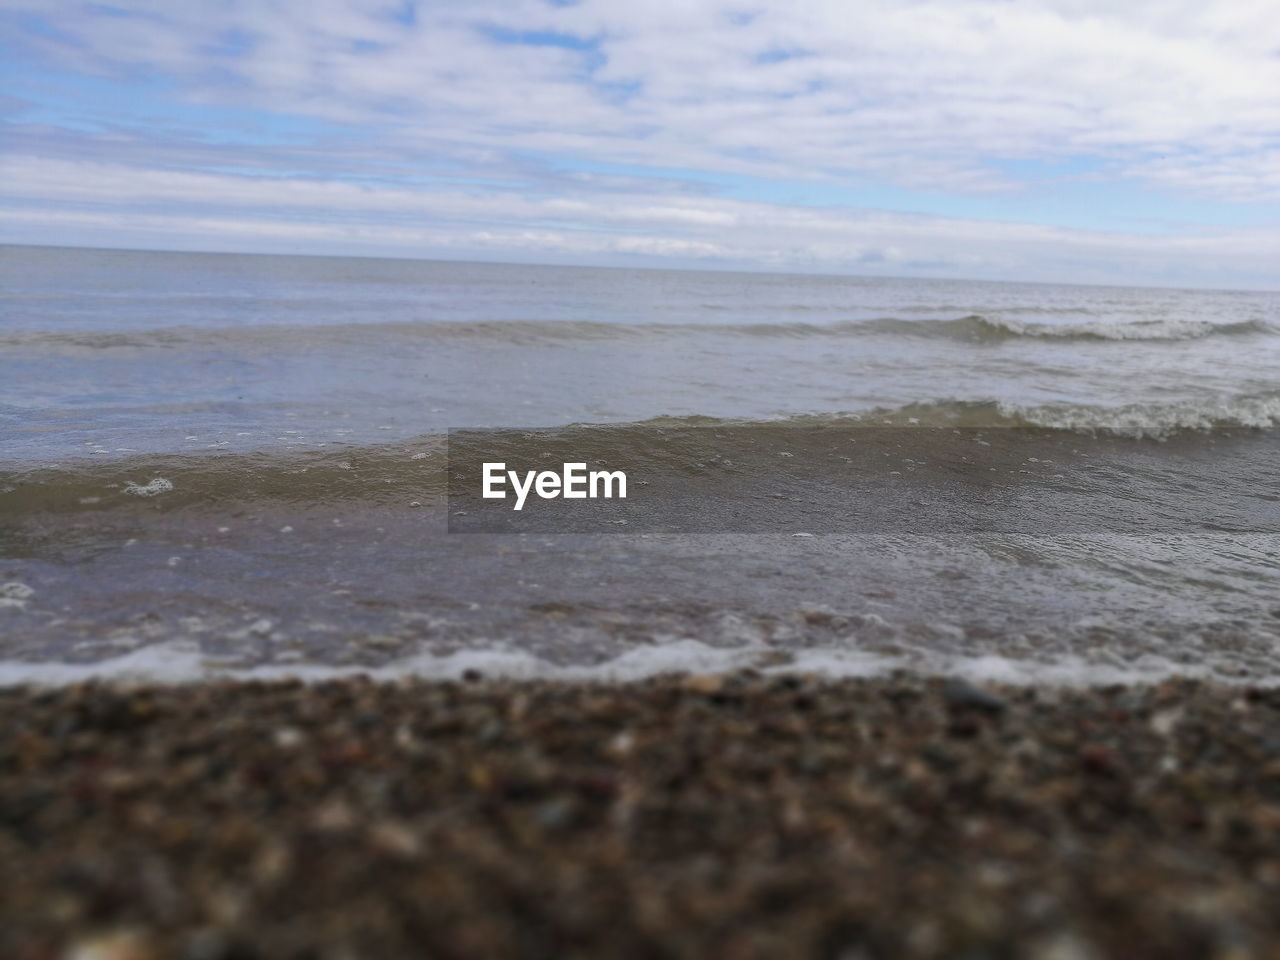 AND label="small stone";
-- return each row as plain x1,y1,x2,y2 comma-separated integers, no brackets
535,798,576,831
67,930,157,960
944,678,1006,714
1150,706,1183,736
313,800,357,833
1079,744,1118,776
682,674,723,695
1029,931,1102,960
273,726,305,749
181,928,240,960
370,820,421,858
